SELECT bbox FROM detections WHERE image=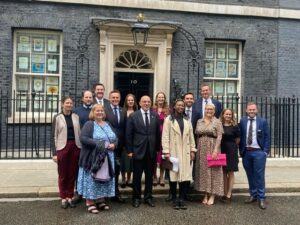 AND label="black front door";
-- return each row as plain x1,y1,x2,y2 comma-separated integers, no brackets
114,72,153,107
